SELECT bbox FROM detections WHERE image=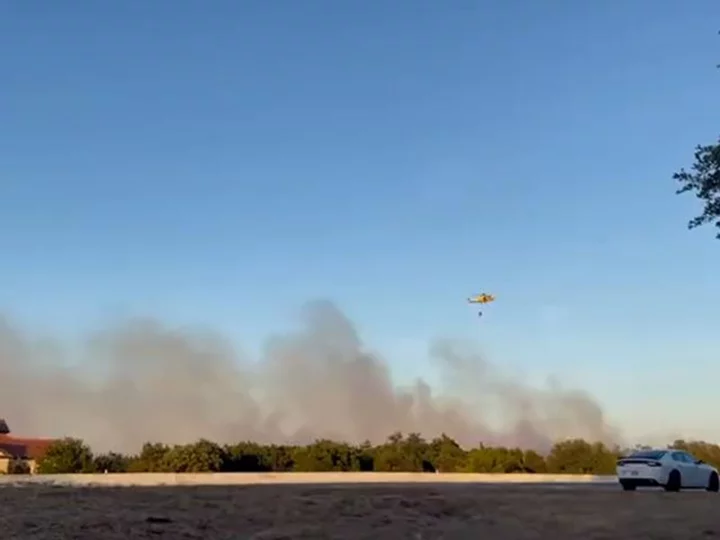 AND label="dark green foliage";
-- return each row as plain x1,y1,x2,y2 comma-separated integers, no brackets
223,442,274,472
522,449,547,473
293,439,368,472
264,444,297,472
465,445,533,473
372,432,433,472
426,434,467,472
32,434,720,475
160,439,225,473
545,439,618,475
93,452,130,473
674,139,720,238
127,442,172,472
36,438,95,474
